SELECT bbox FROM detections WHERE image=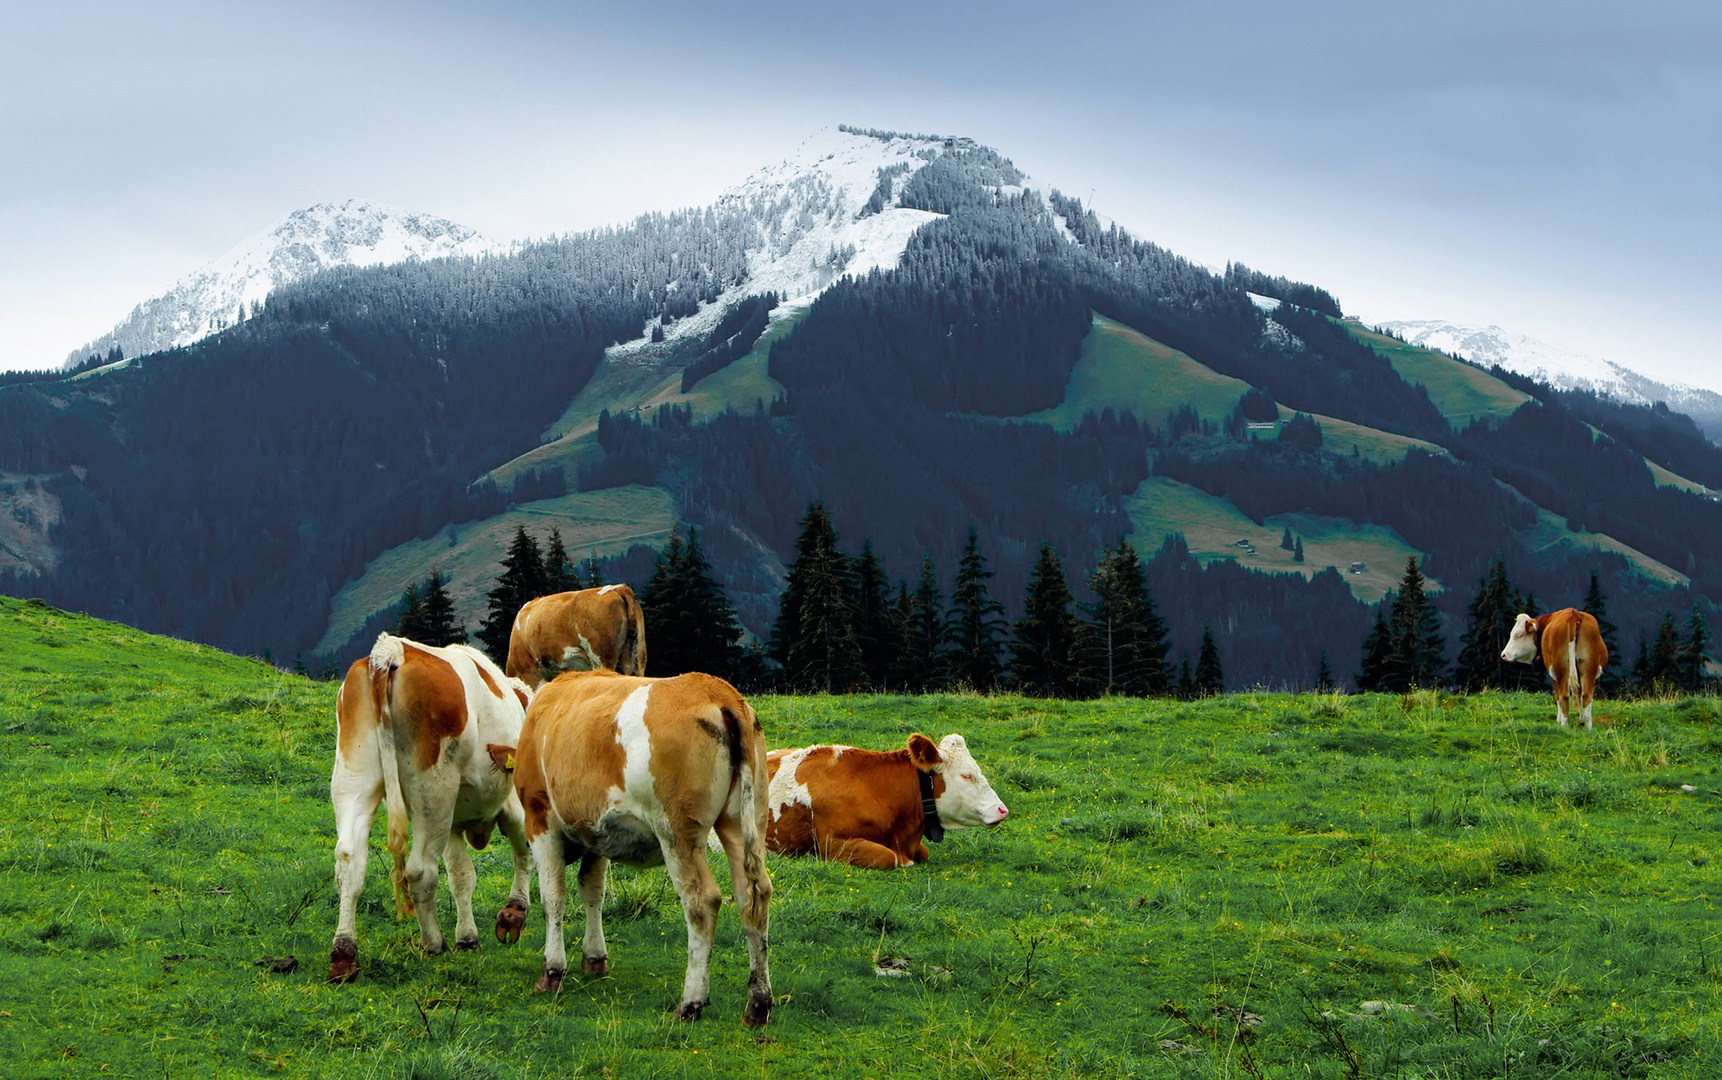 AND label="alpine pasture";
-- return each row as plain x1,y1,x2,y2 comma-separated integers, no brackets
2,594,1719,1078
